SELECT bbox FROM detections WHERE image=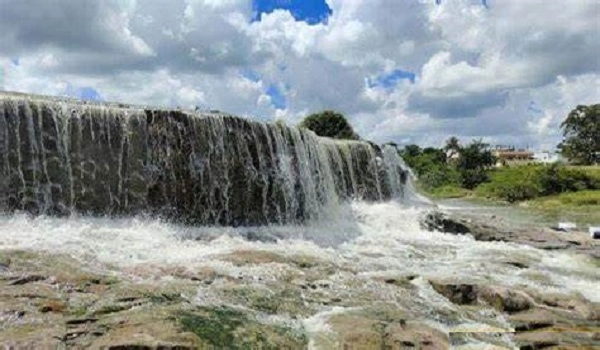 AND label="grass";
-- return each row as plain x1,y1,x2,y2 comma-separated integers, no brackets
524,190,600,226
424,184,472,199
568,165,600,181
